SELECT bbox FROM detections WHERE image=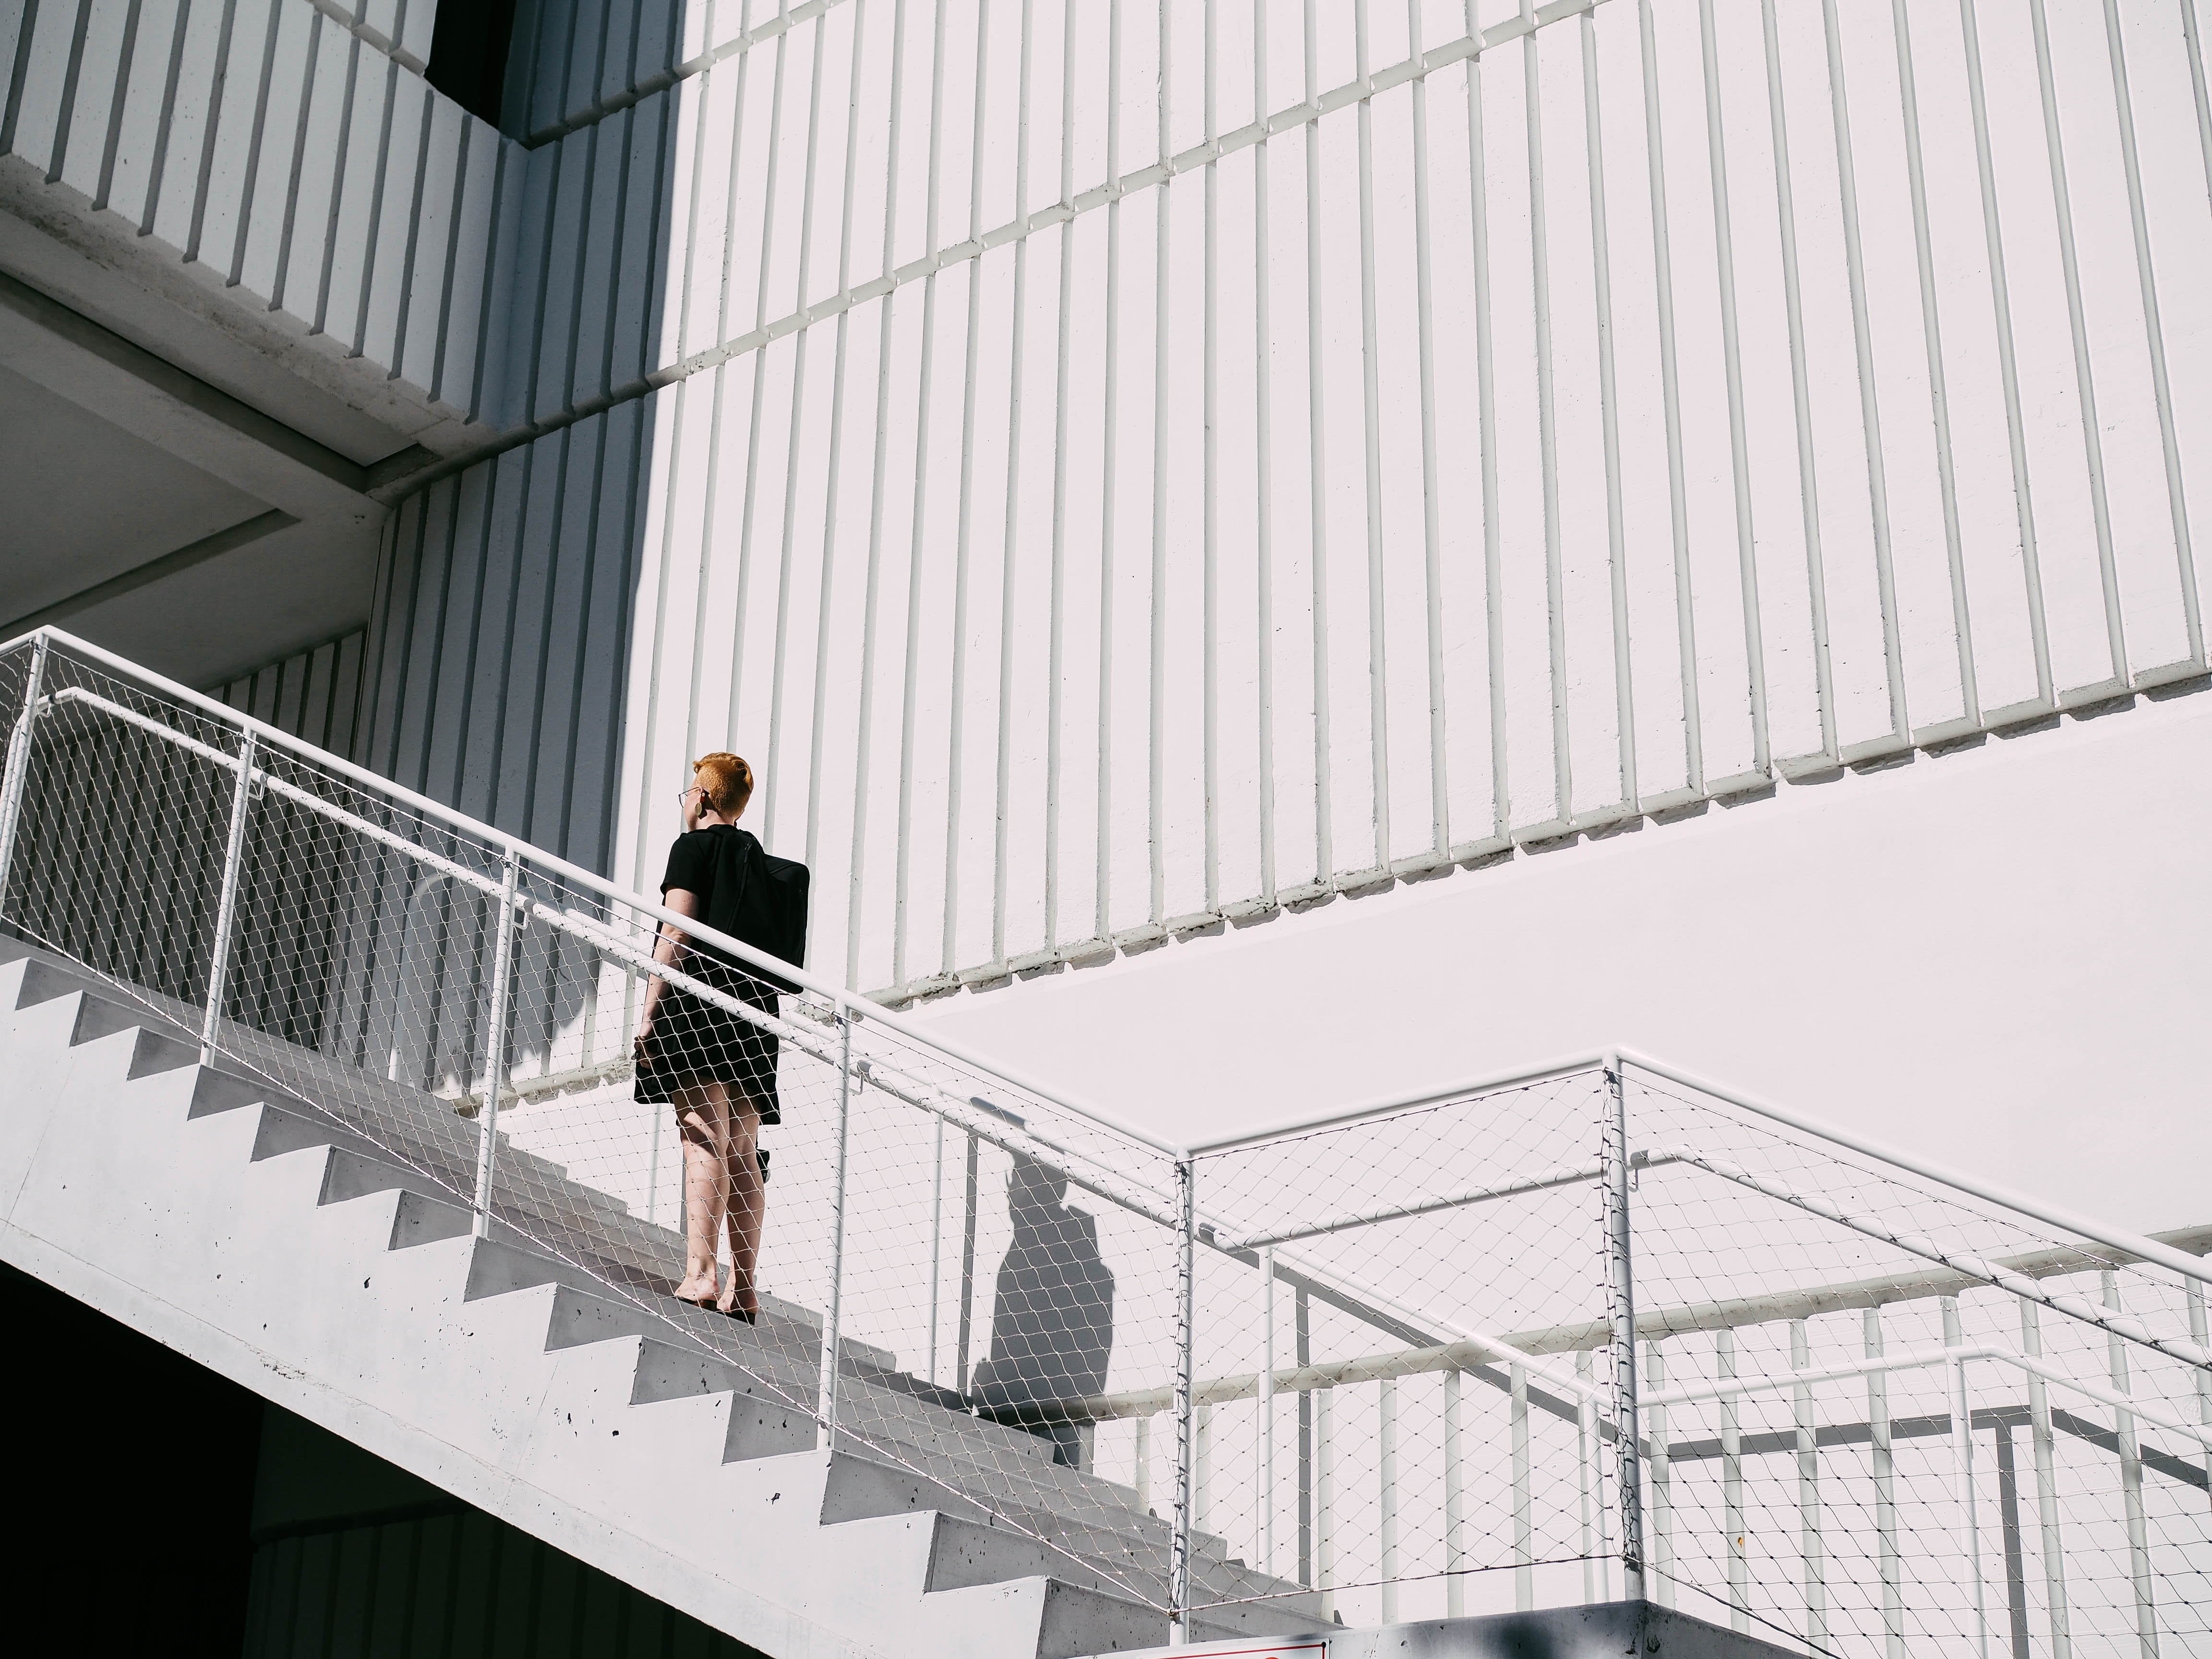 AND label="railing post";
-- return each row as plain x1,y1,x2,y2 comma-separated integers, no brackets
1601,1058,1647,1602
1511,1361,1532,1611
1258,1245,1274,1577
1170,1154,1197,1640
928,1115,945,1385
818,1005,854,1450
1379,1375,1400,1621
470,849,520,1237
2102,1273,2158,1659
1867,1308,1906,1659
0,633,51,913
2020,1302,2073,1658
1791,1319,1827,1650
201,730,260,1066
1719,1328,1746,1632
1944,1297,1991,1659
1446,1365,1468,1615
957,1129,979,1392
